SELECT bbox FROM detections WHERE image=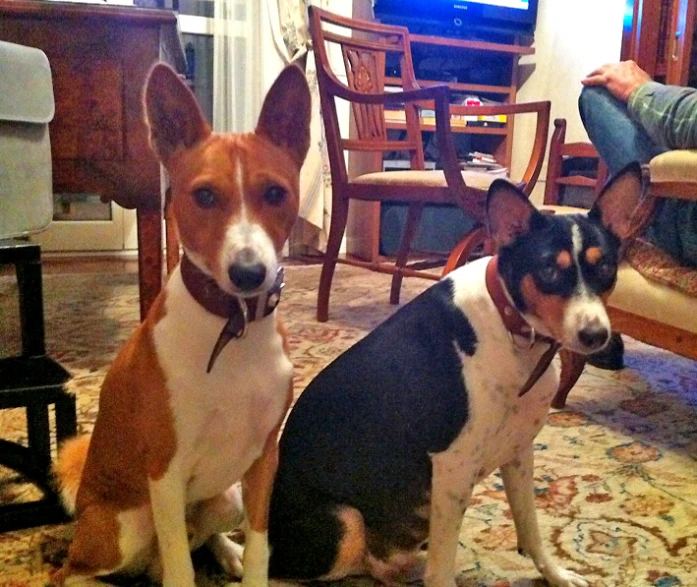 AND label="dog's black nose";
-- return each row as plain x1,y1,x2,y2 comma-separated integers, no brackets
579,325,610,350
229,262,267,291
